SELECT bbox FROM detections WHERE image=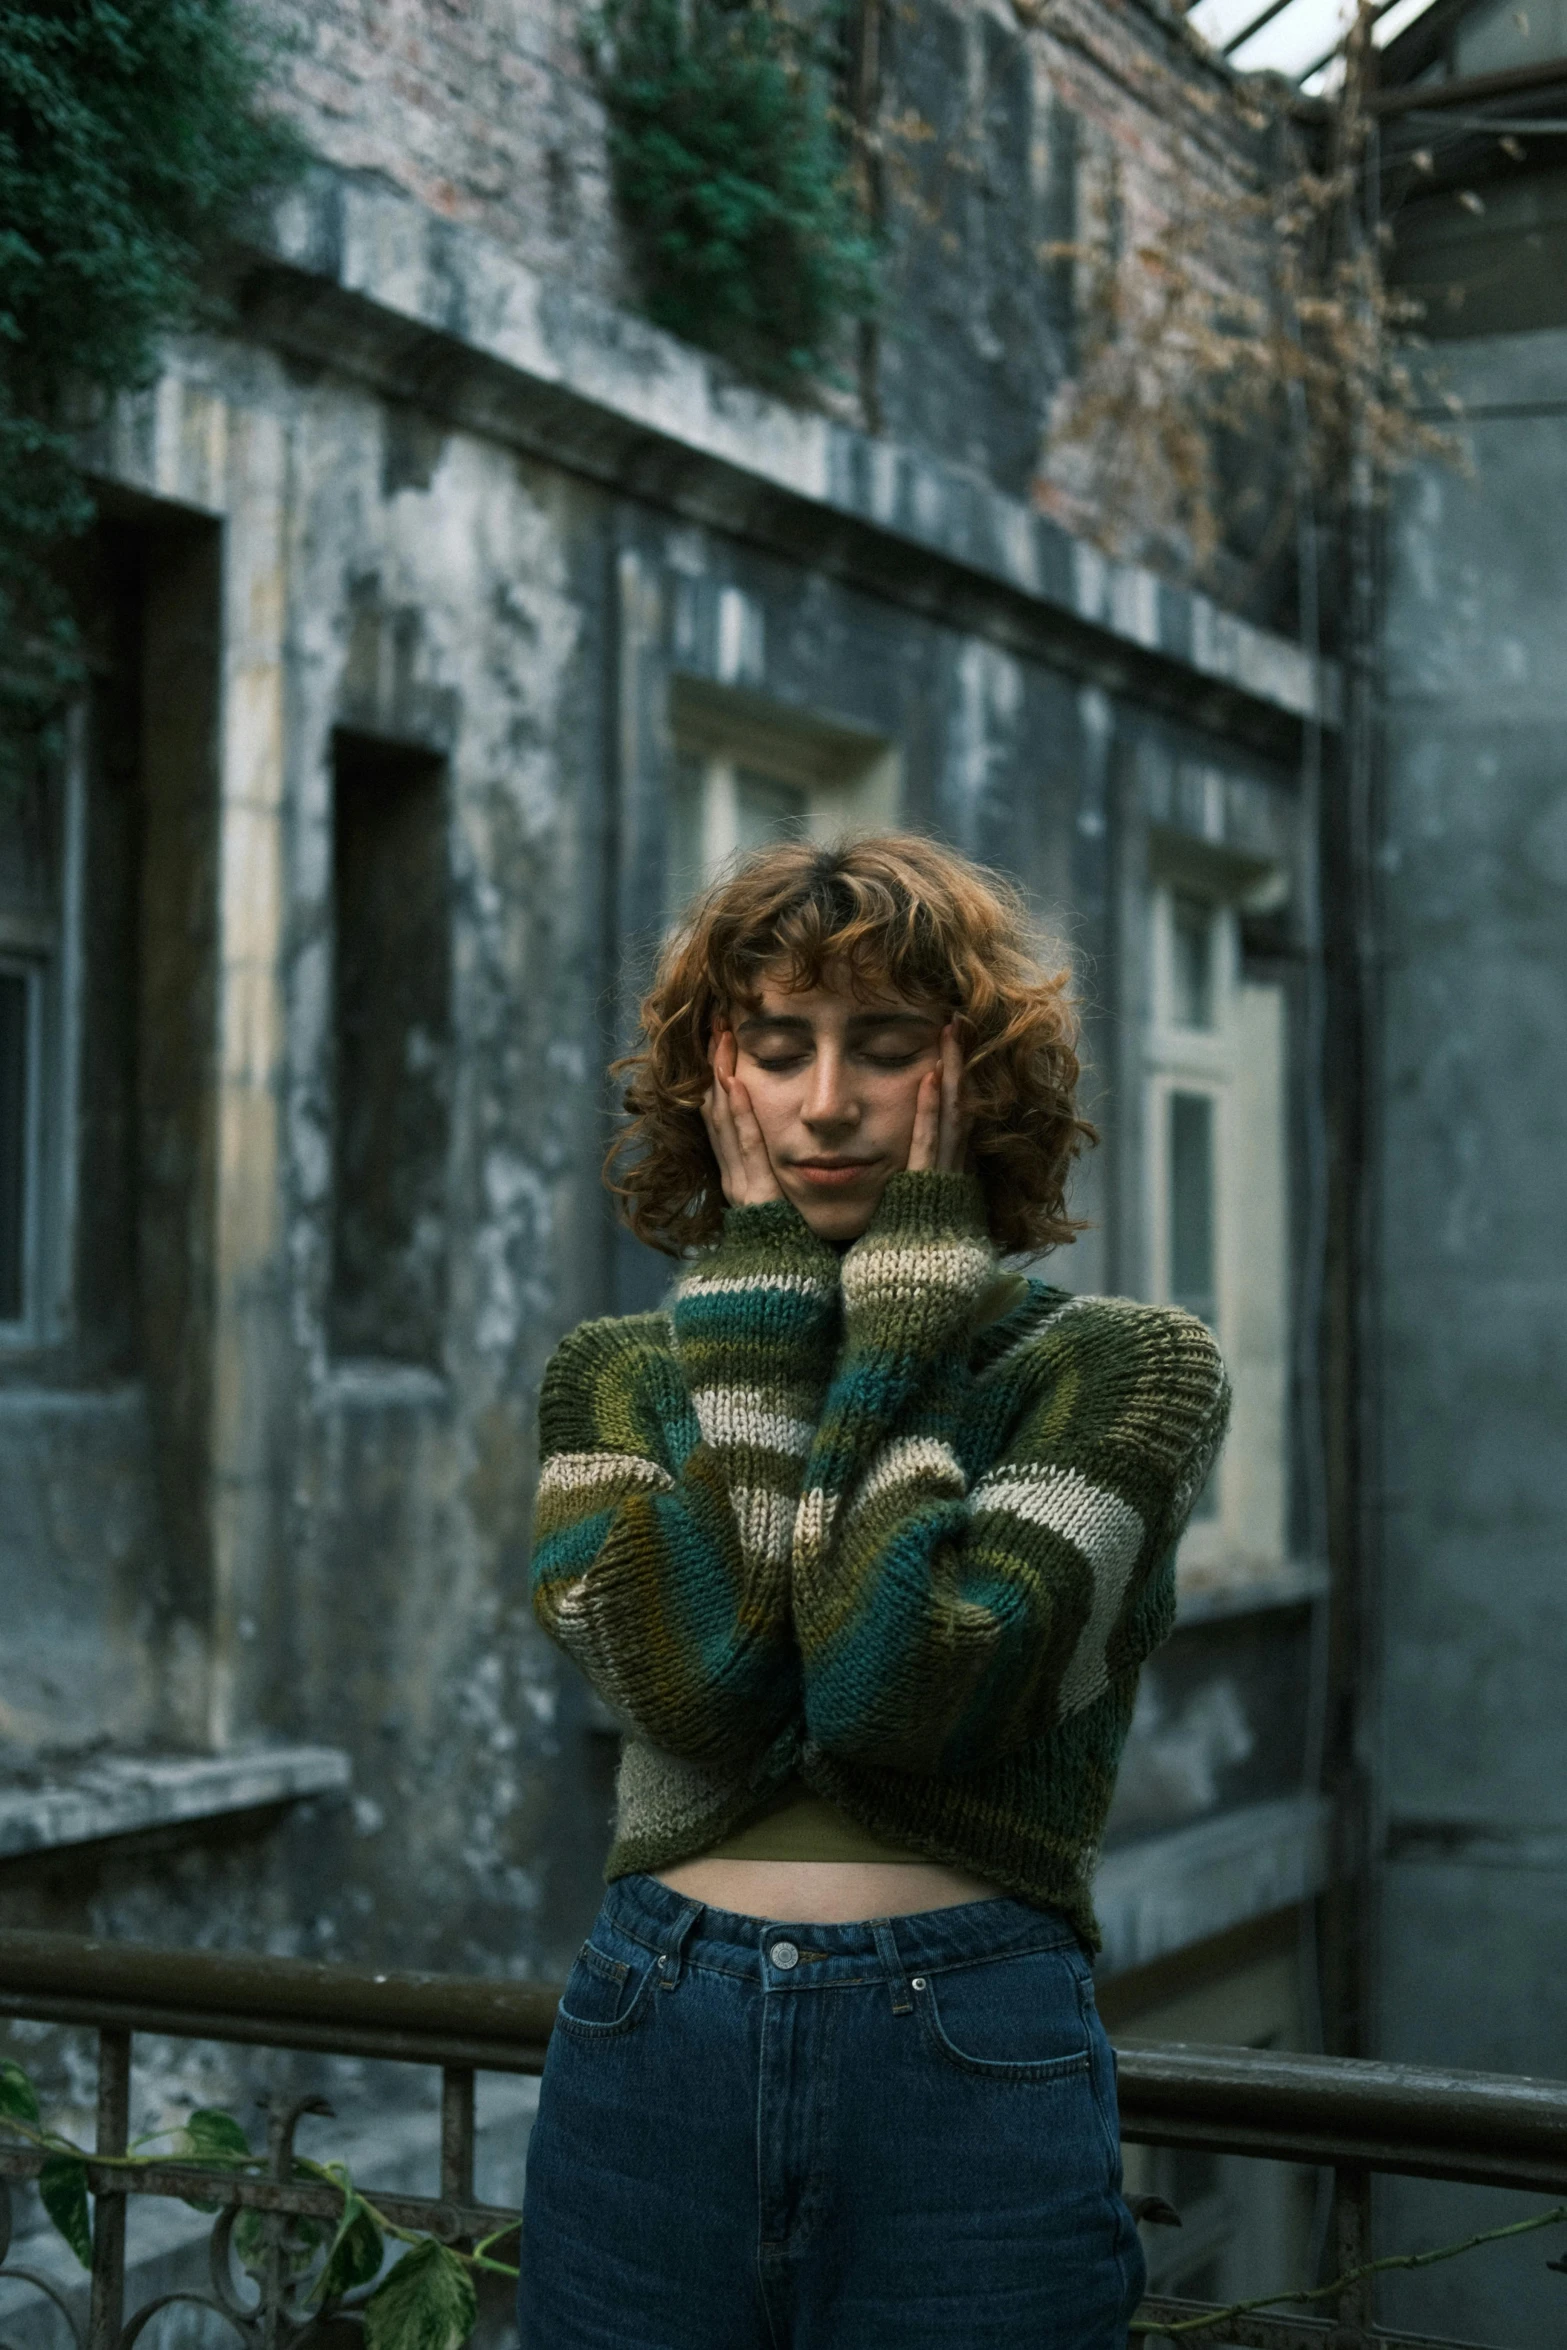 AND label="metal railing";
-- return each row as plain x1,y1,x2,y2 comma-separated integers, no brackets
0,1928,1564,2350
